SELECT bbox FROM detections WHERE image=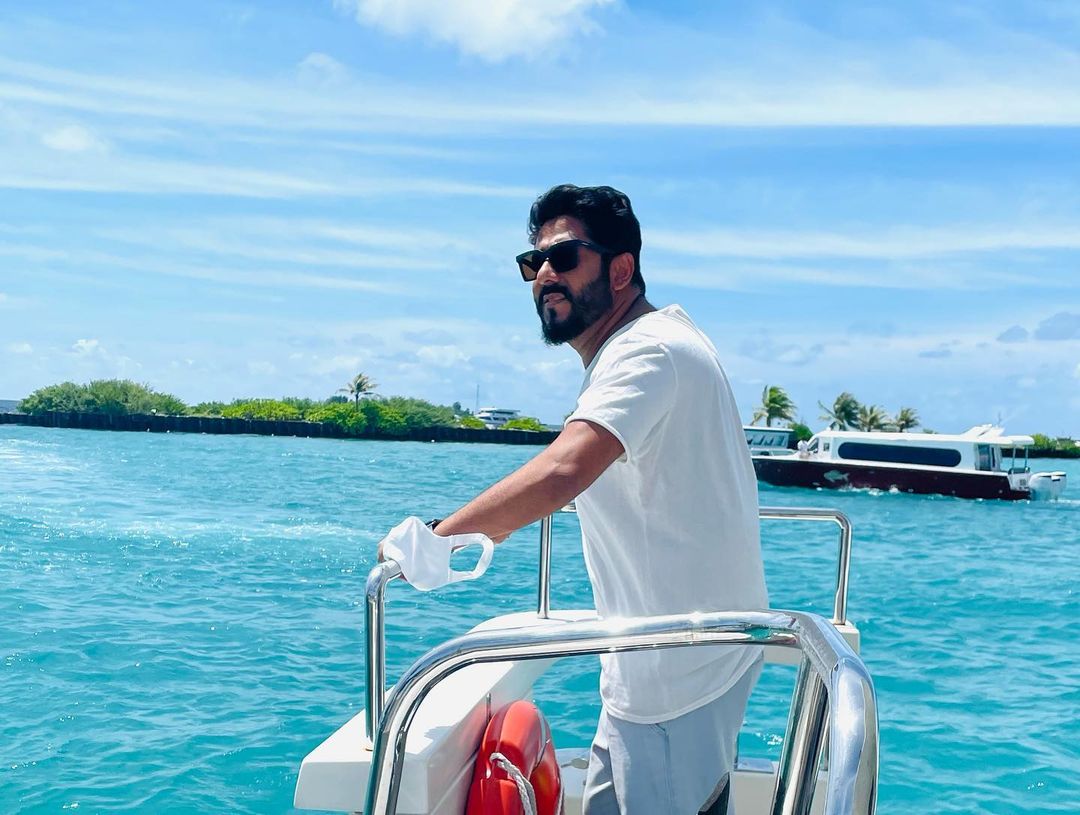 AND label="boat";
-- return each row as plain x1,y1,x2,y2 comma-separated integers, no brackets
476,407,521,430
743,425,795,455
293,506,878,814
753,424,1067,501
